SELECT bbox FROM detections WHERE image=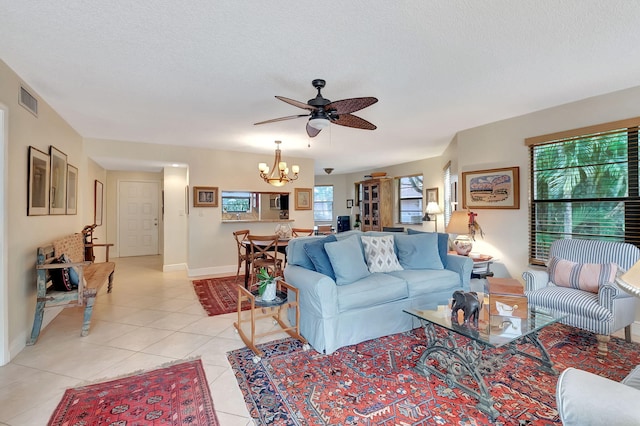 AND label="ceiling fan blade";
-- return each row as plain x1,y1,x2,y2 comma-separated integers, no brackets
275,96,316,111
332,114,377,130
254,114,308,125
306,123,322,138
326,97,378,114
